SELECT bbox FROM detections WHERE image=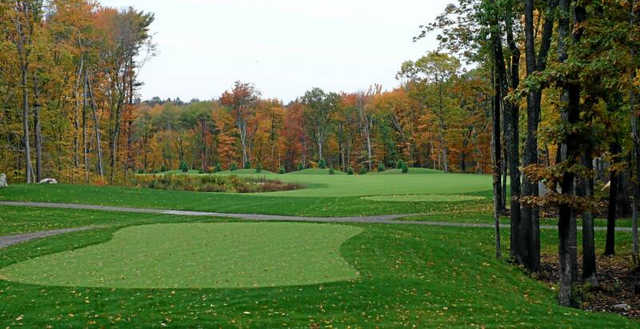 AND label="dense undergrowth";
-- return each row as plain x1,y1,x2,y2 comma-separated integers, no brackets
128,174,300,193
